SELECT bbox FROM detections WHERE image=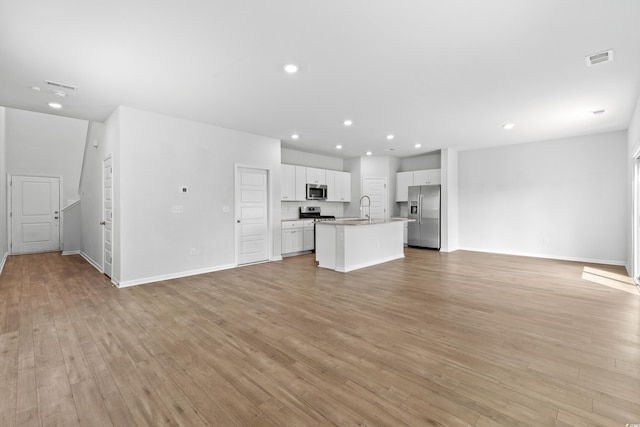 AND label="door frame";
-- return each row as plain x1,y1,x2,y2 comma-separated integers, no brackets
362,176,388,219
102,155,114,280
234,164,272,266
633,151,640,281
8,174,63,254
